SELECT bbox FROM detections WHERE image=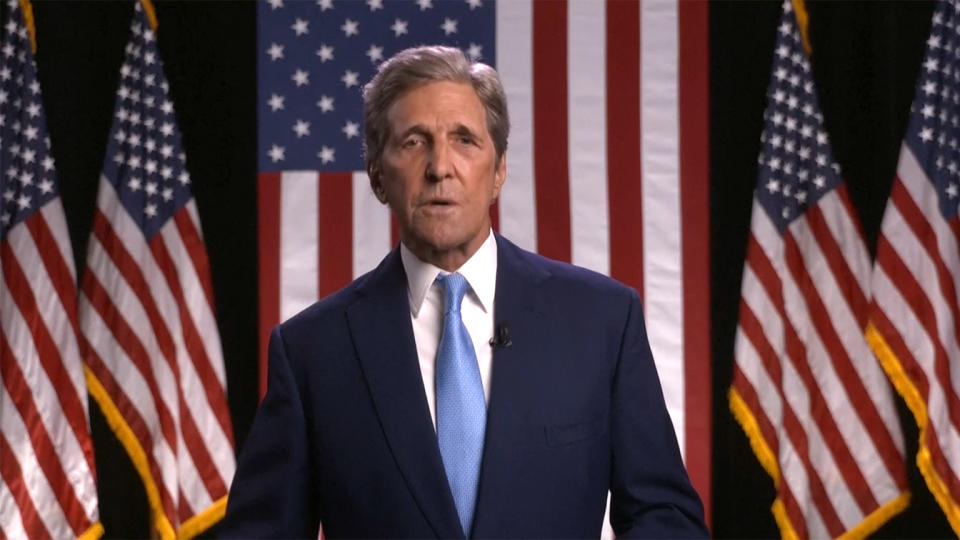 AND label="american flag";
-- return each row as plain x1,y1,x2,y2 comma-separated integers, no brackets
730,0,909,537
257,0,711,522
78,2,235,539
0,0,101,538
866,0,960,535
